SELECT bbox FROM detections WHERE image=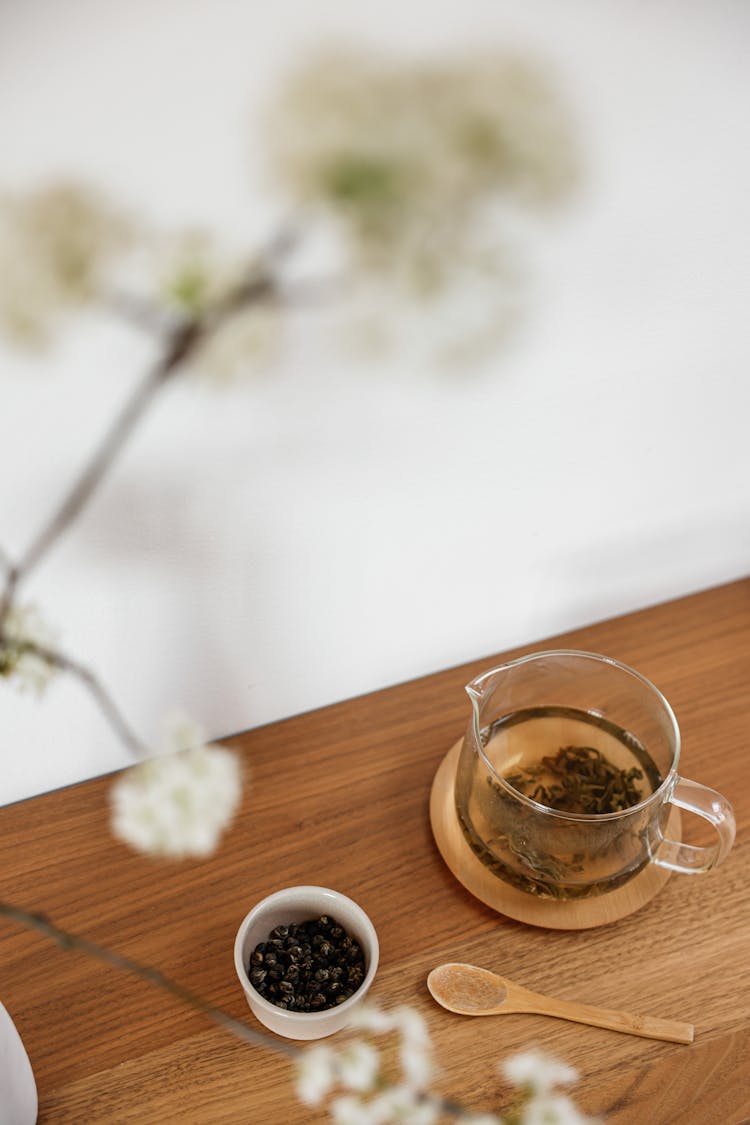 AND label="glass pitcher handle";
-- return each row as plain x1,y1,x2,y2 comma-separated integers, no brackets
652,776,736,874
